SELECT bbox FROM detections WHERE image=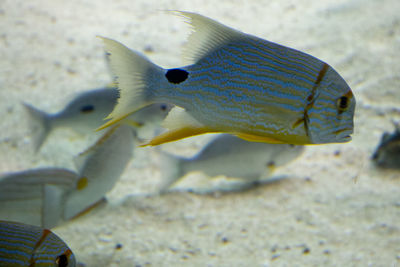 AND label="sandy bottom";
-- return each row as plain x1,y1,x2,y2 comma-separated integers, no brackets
1,0,399,266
